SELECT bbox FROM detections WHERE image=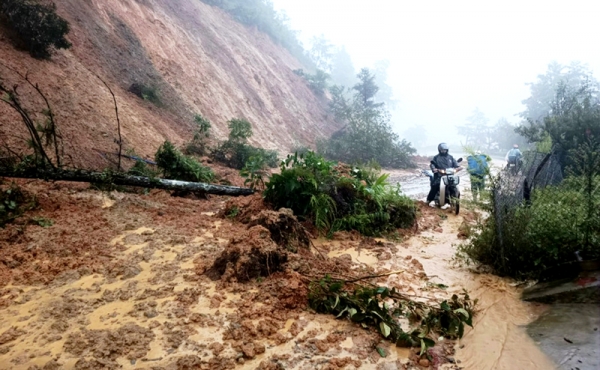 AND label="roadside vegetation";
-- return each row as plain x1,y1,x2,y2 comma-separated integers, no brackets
459,64,600,280
264,151,416,236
